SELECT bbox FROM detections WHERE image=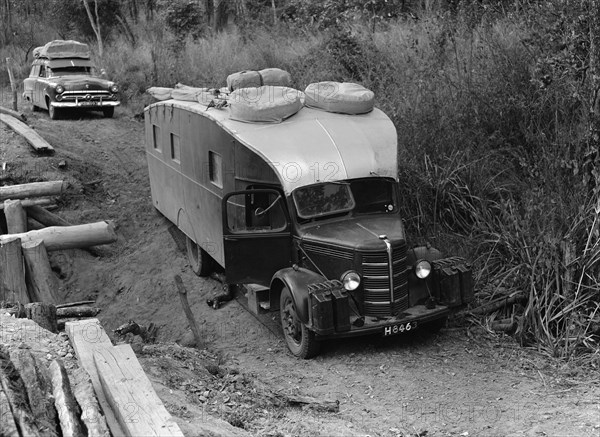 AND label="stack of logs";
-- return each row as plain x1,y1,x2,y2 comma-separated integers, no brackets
0,317,110,437
0,180,117,332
